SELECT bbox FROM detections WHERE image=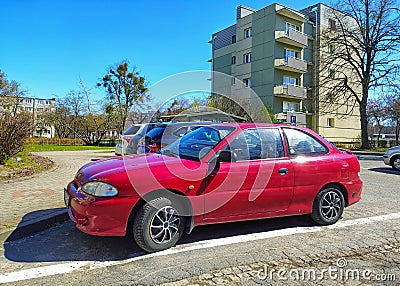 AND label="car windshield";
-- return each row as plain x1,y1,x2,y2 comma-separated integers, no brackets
160,126,235,161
